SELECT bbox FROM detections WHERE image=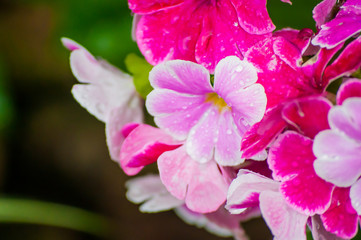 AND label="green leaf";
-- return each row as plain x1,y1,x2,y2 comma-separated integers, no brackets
0,197,109,237
125,53,153,99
